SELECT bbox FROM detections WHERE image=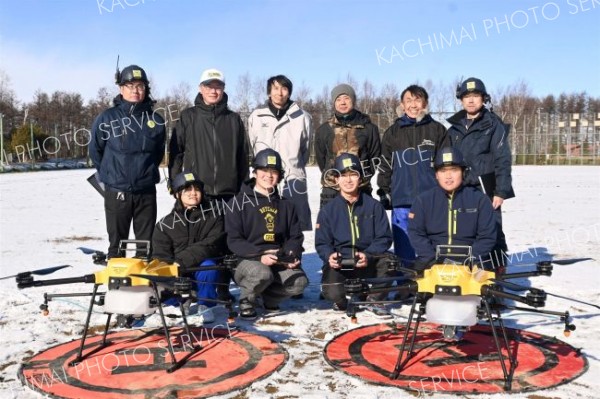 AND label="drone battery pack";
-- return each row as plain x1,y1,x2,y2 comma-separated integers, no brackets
104,286,157,316
426,295,480,326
